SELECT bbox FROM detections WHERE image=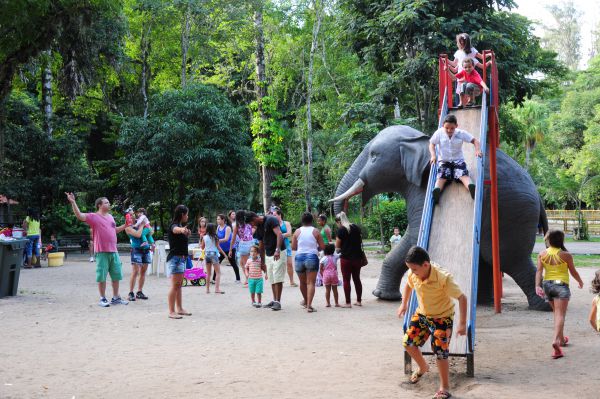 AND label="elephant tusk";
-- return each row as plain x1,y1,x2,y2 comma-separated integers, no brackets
329,178,365,202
